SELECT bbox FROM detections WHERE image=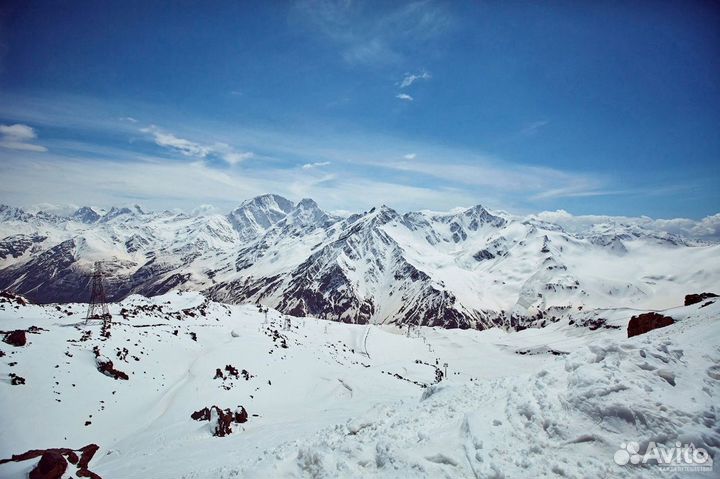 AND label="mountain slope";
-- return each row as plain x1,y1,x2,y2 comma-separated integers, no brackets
0,292,717,478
